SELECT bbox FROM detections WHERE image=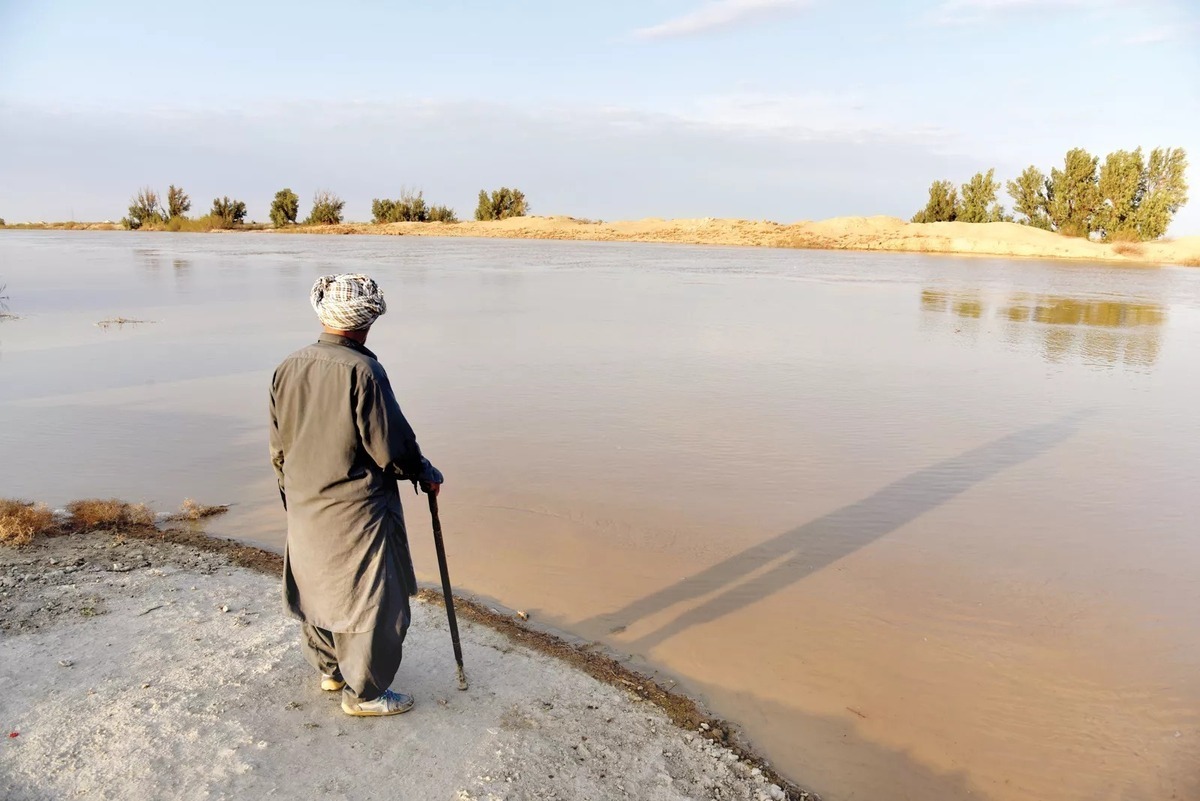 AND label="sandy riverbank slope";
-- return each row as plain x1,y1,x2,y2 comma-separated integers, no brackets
283,216,1200,266
9,216,1200,265
0,530,803,801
